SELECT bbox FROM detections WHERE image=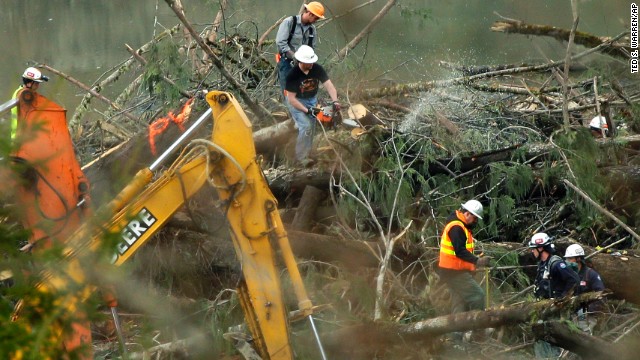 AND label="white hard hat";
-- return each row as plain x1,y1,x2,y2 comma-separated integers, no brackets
461,199,483,219
294,45,318,64
22,67,48,82
528,232,552,248
564,244,585,258
589,115,608,130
